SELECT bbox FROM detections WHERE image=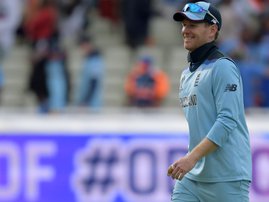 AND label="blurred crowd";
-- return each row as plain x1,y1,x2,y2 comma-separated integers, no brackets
0,0,268,113
217,0,269,109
